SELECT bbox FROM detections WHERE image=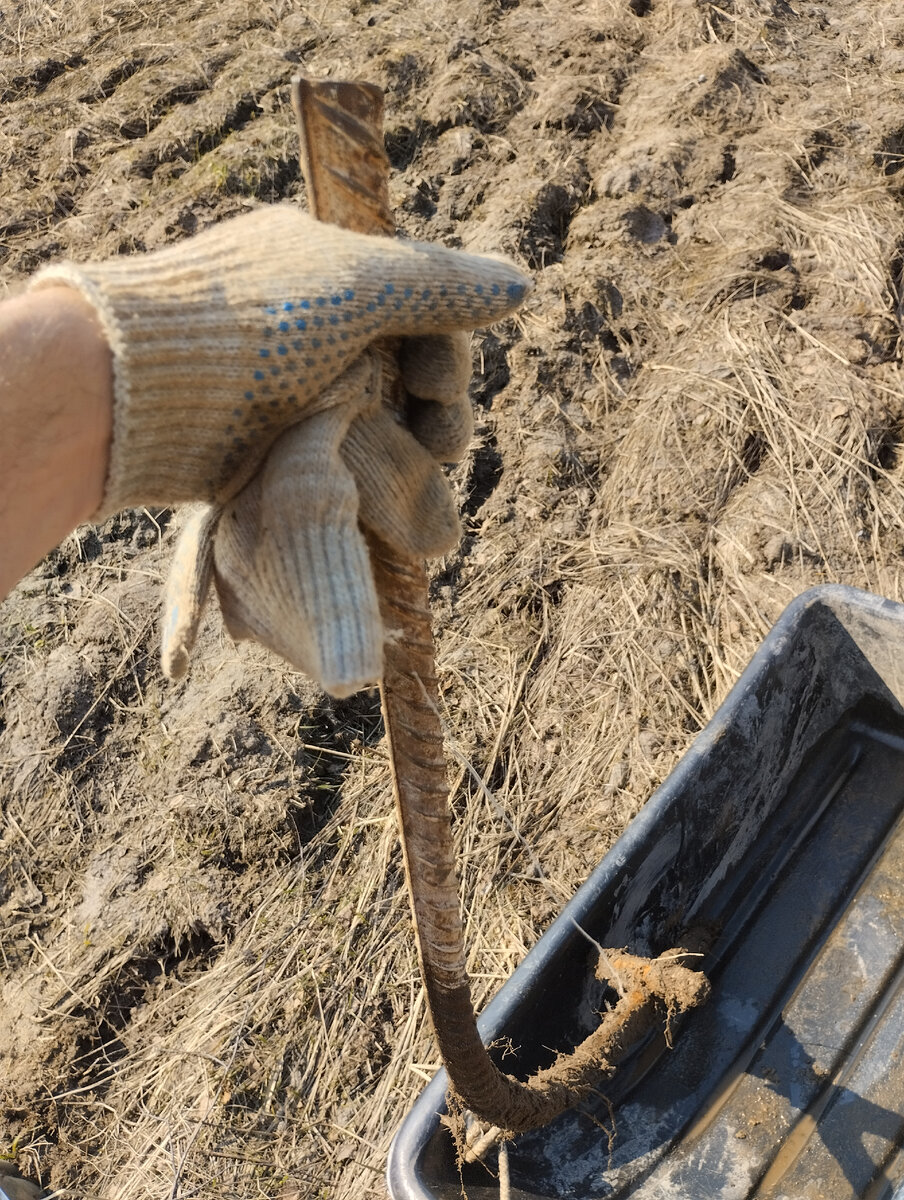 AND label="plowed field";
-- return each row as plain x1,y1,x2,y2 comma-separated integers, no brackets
2,0,903,1196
